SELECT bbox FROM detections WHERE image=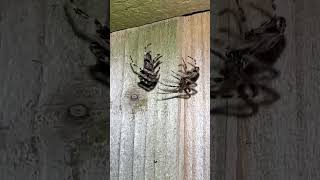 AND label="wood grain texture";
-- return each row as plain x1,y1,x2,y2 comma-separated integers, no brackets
0,0,108,180
110,12,210,180
211,0,320,180
110,0,210,32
